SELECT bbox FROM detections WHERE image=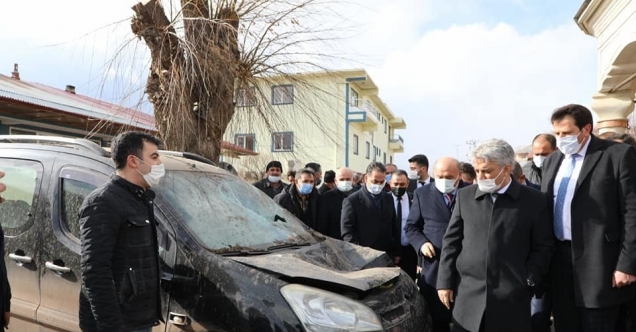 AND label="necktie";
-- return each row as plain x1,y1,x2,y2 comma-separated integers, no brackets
490,193,498,202
396,196,402,222
554,154,578,240
445,194,453,208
